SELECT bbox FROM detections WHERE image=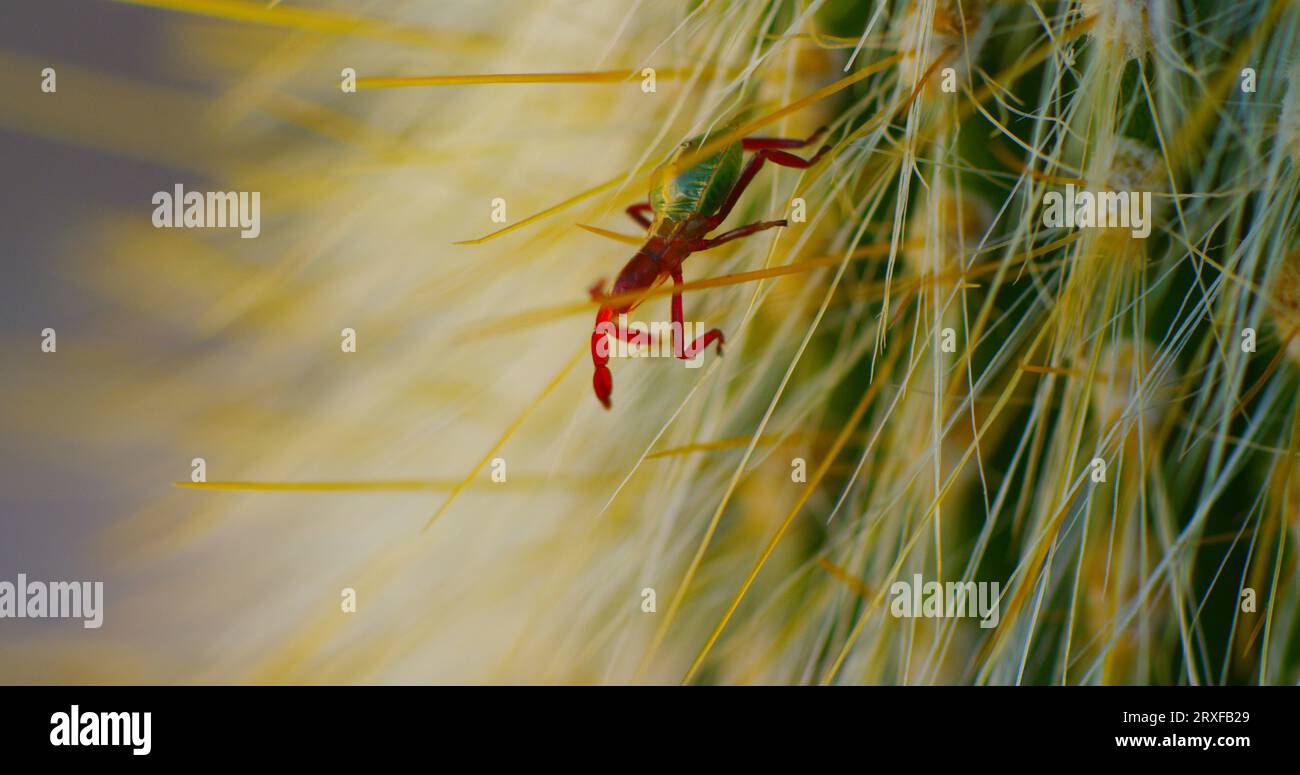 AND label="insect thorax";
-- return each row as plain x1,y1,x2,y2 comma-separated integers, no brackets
649,135,743,222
